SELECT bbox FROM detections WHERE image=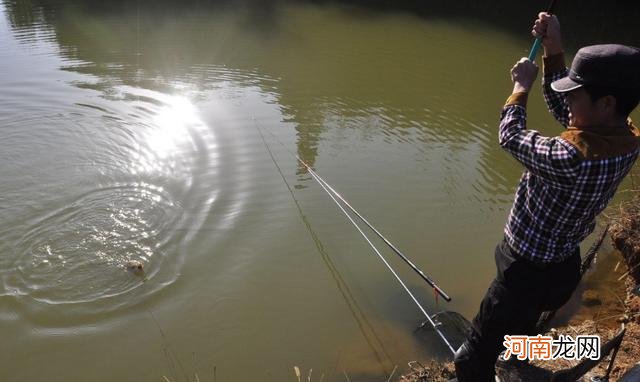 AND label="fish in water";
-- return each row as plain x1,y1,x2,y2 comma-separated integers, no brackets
126,260,145,277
